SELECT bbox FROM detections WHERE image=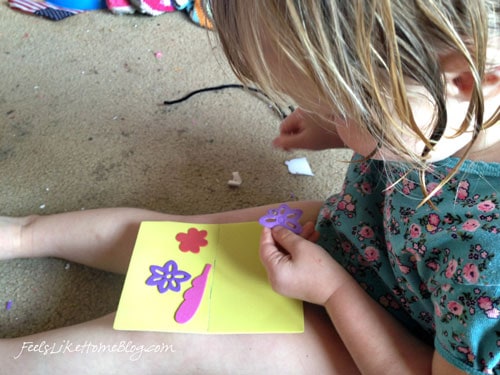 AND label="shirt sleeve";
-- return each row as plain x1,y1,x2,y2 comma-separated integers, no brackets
431,232,500,374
